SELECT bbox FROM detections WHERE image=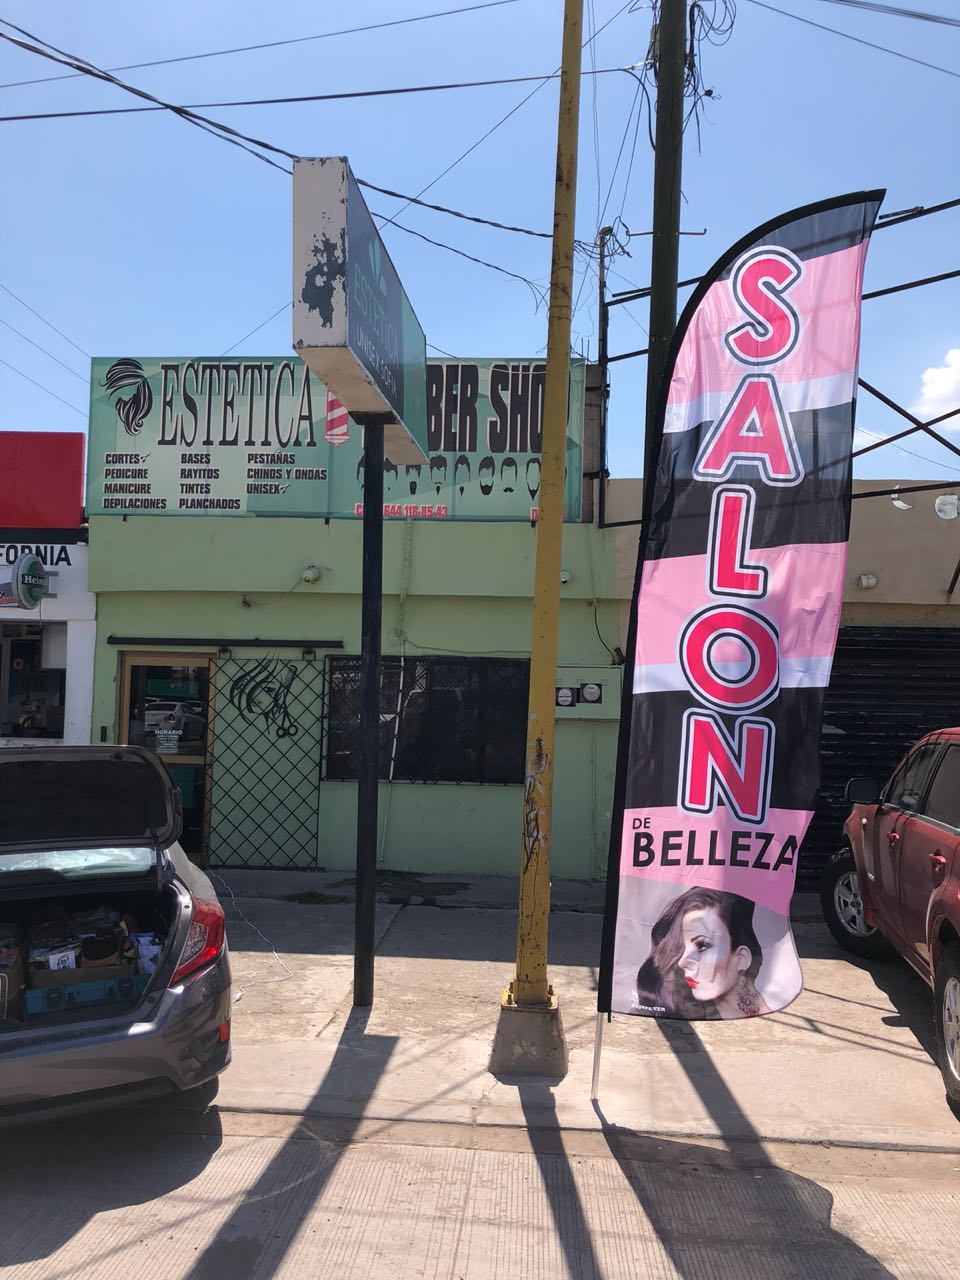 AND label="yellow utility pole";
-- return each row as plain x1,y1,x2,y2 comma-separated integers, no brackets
489,0,582,1076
